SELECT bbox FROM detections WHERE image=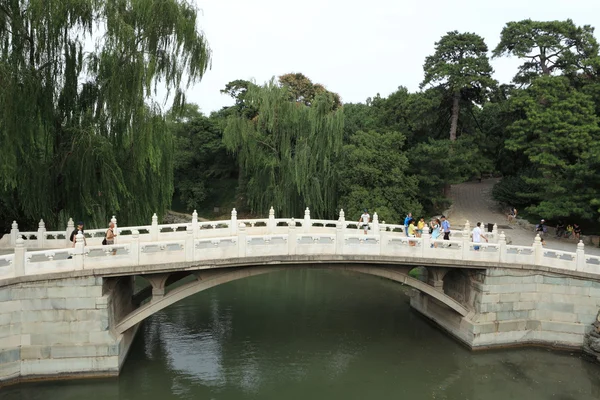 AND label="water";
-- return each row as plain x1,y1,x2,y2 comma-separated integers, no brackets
2,269,600,400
